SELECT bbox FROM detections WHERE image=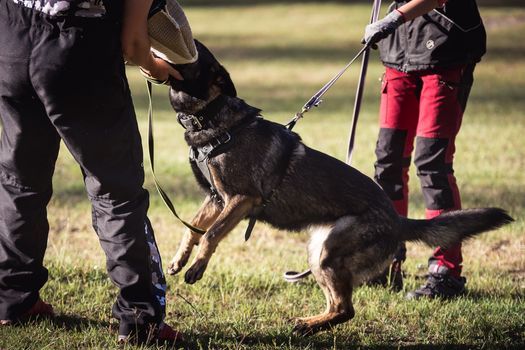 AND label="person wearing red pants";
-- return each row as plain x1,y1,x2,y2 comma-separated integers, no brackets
363,0,486,298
